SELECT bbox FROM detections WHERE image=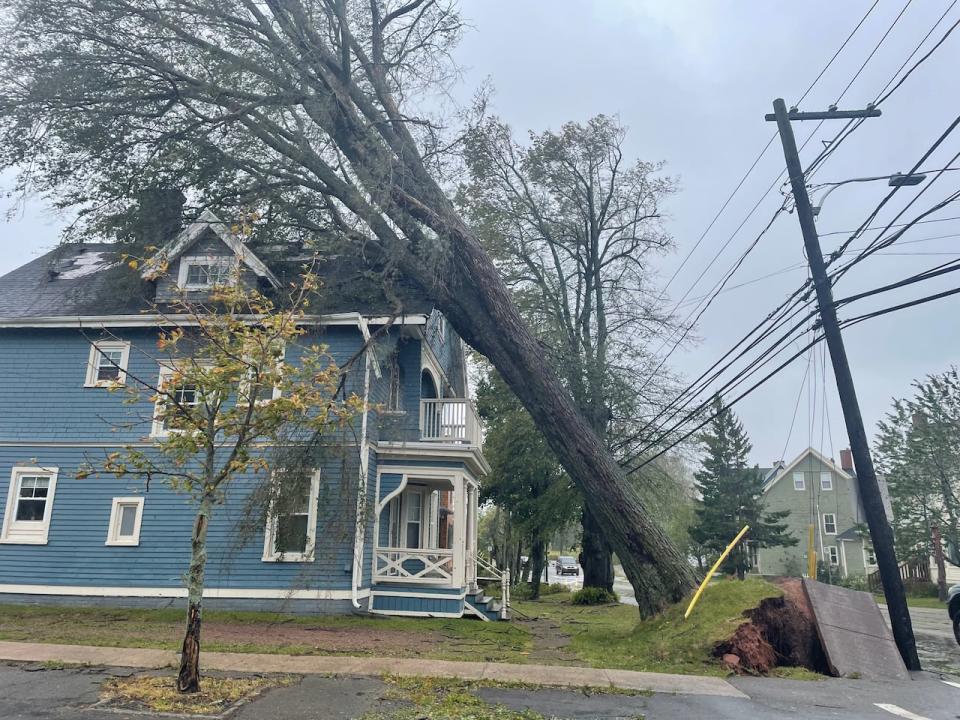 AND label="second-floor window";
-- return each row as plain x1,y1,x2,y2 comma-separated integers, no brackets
179,256,235,290
85,341,130,387
793,472,805,490
152,365,202,437
387,351,403,411
823,513,837,535
820,472,833,491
